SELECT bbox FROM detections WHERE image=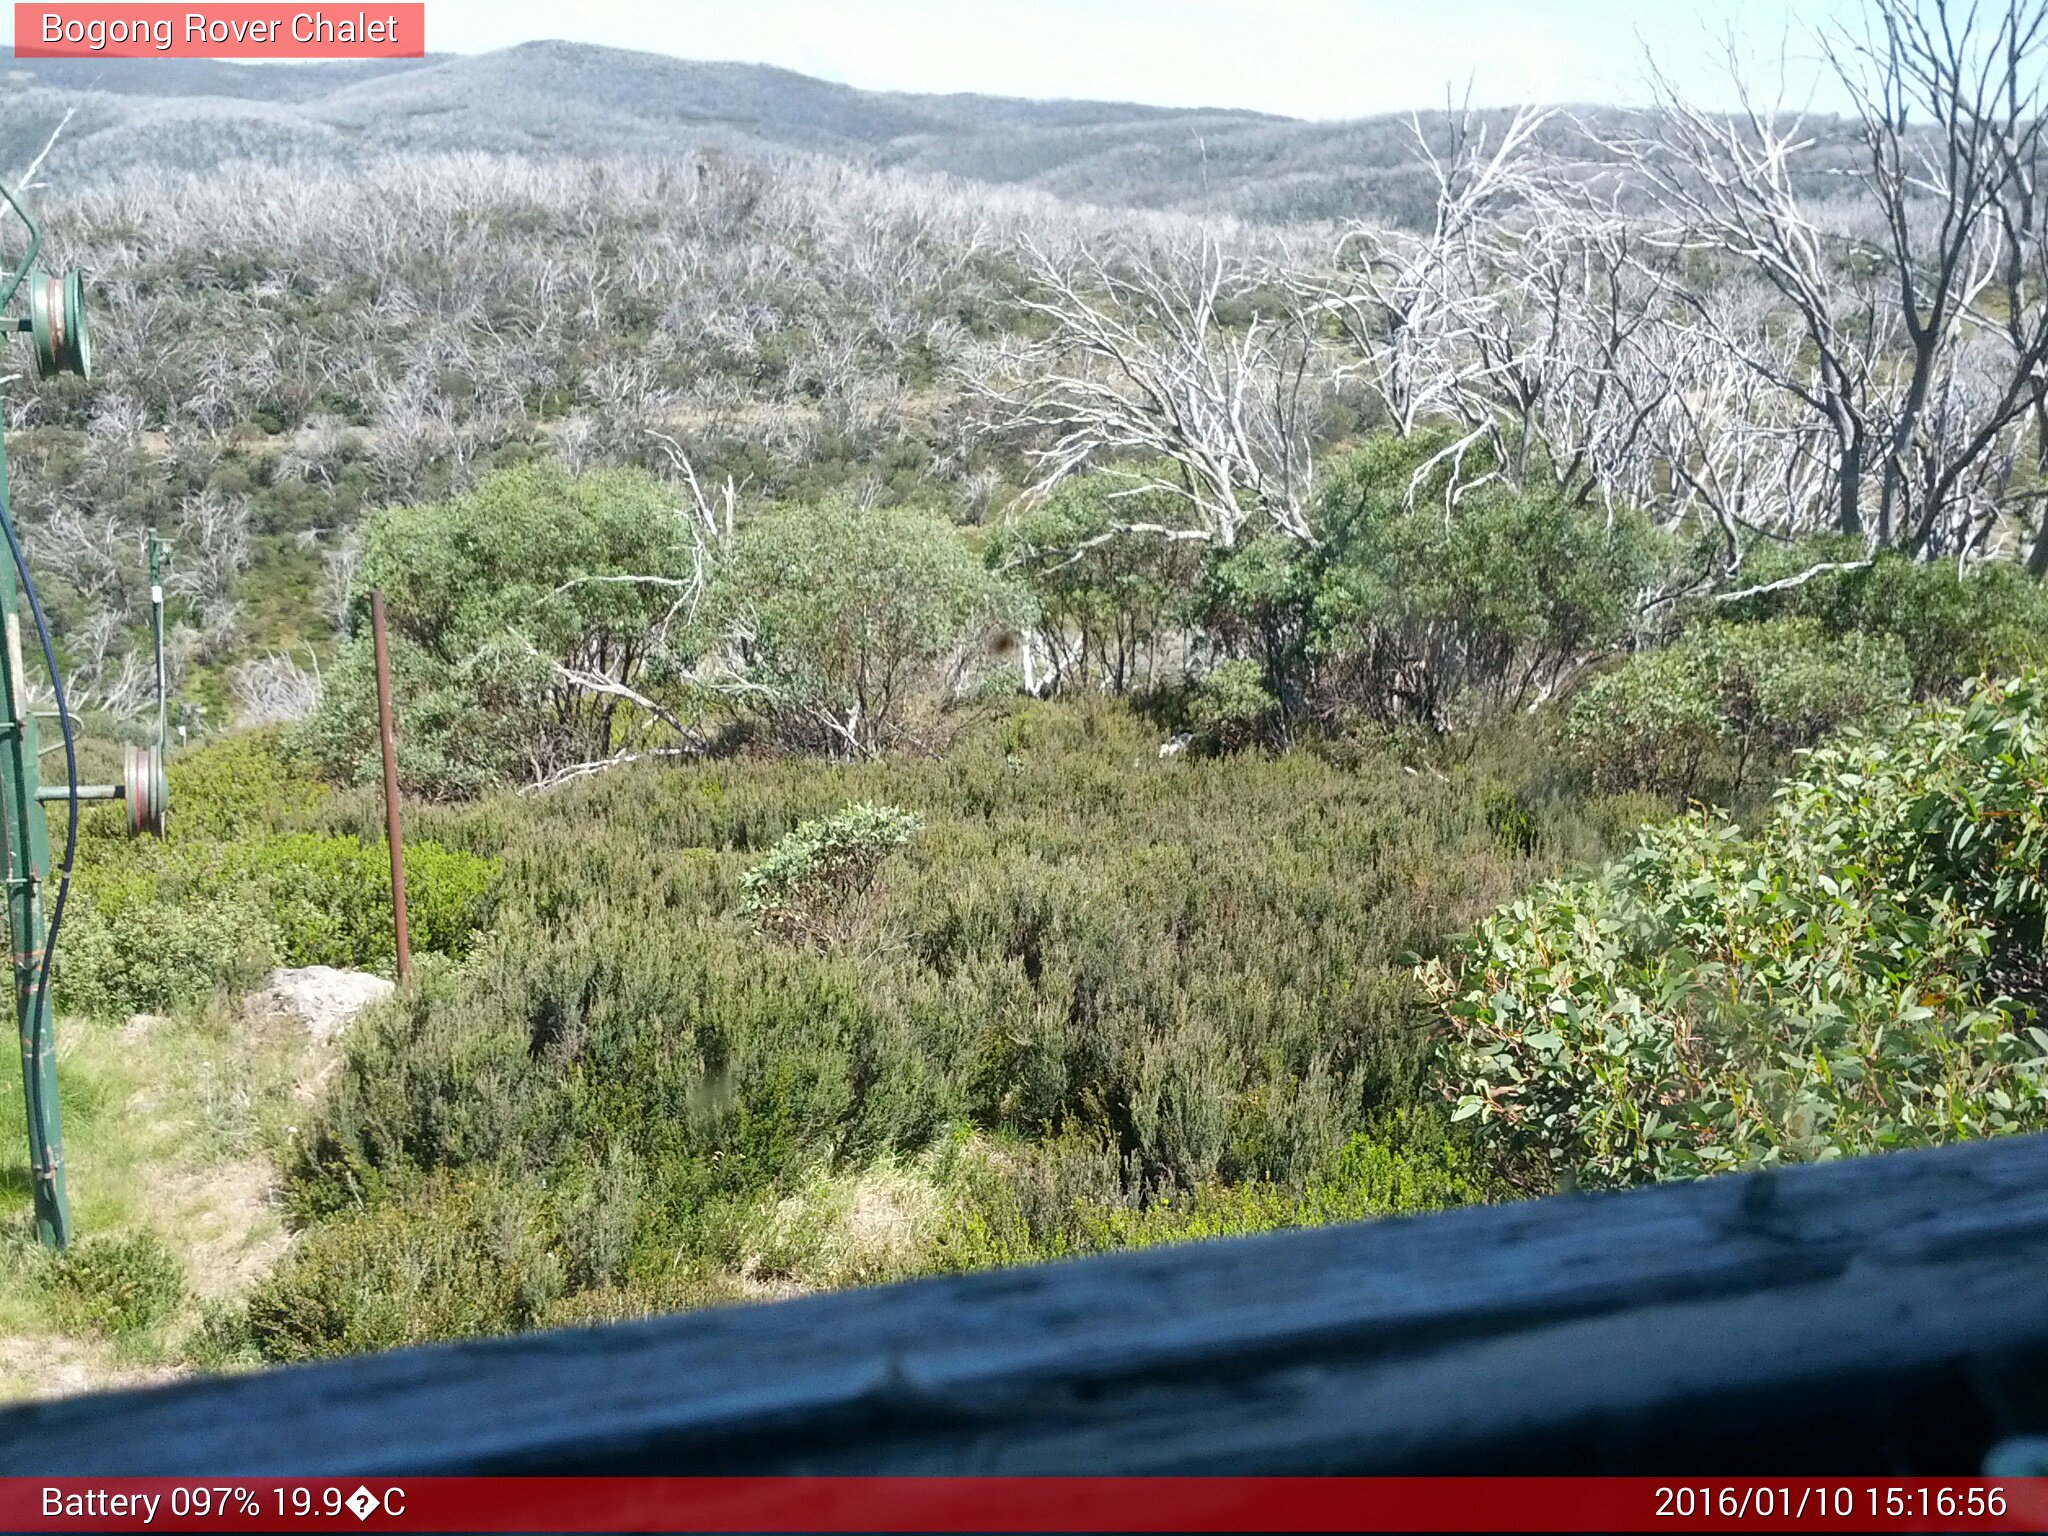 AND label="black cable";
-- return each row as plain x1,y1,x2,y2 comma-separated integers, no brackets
0,507,76,1116
0,180,41,313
